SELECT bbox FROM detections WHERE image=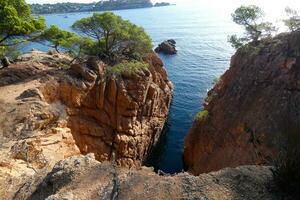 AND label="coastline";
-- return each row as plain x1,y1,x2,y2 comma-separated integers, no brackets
31,4,175,15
